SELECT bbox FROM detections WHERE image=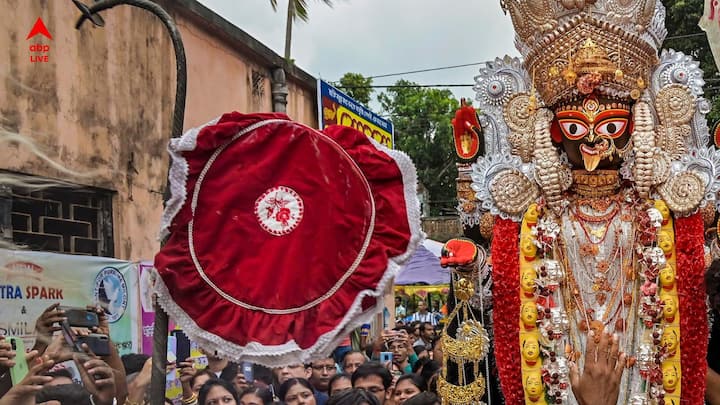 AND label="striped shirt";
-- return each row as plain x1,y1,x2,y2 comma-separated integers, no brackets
410,311,437,325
